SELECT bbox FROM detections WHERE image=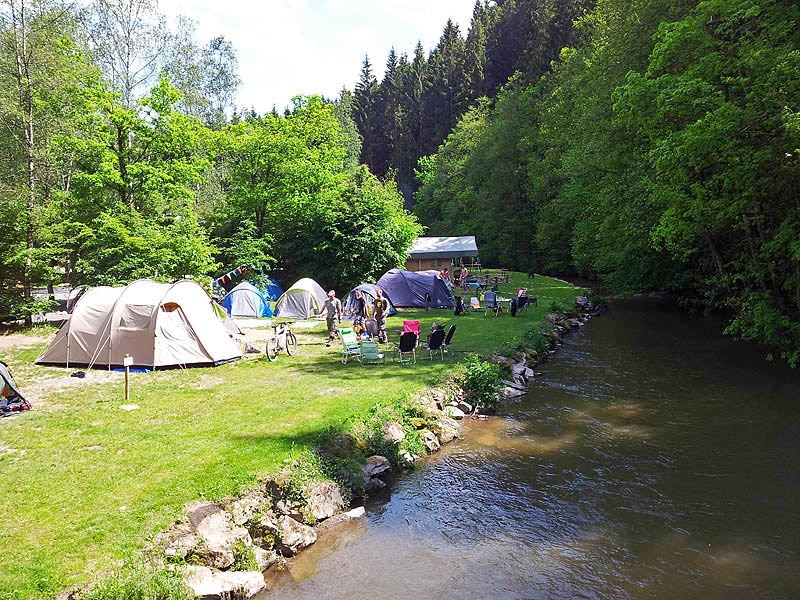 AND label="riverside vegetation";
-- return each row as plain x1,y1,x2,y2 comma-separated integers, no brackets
0,272,586,599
